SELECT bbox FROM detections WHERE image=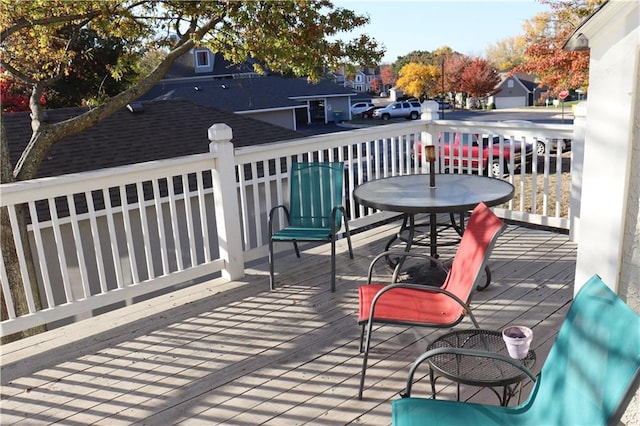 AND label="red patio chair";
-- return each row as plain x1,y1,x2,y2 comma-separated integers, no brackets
357,202,506,399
